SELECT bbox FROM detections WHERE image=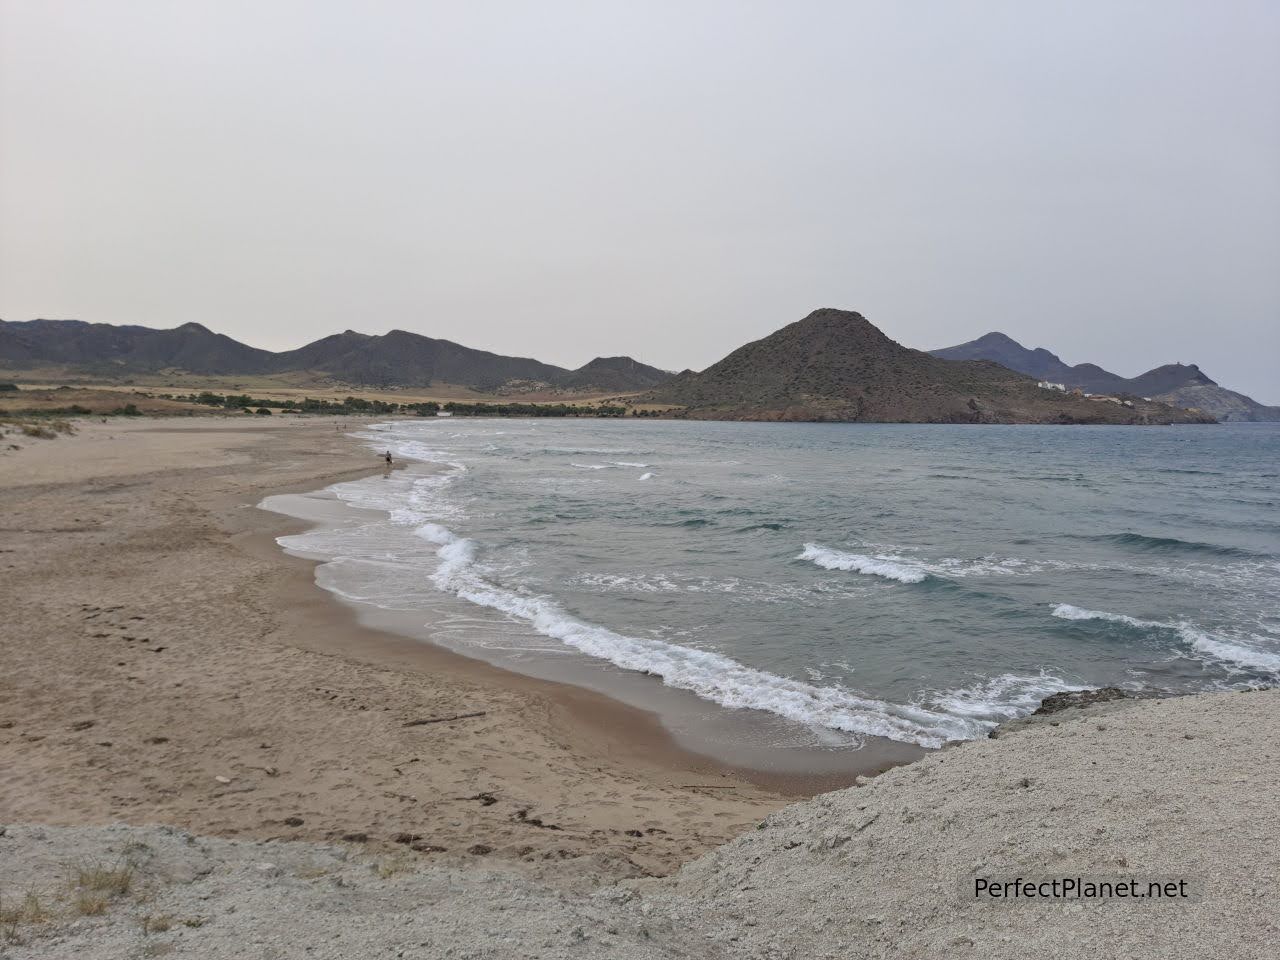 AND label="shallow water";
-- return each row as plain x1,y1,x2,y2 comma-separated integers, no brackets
264,420,1280,753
